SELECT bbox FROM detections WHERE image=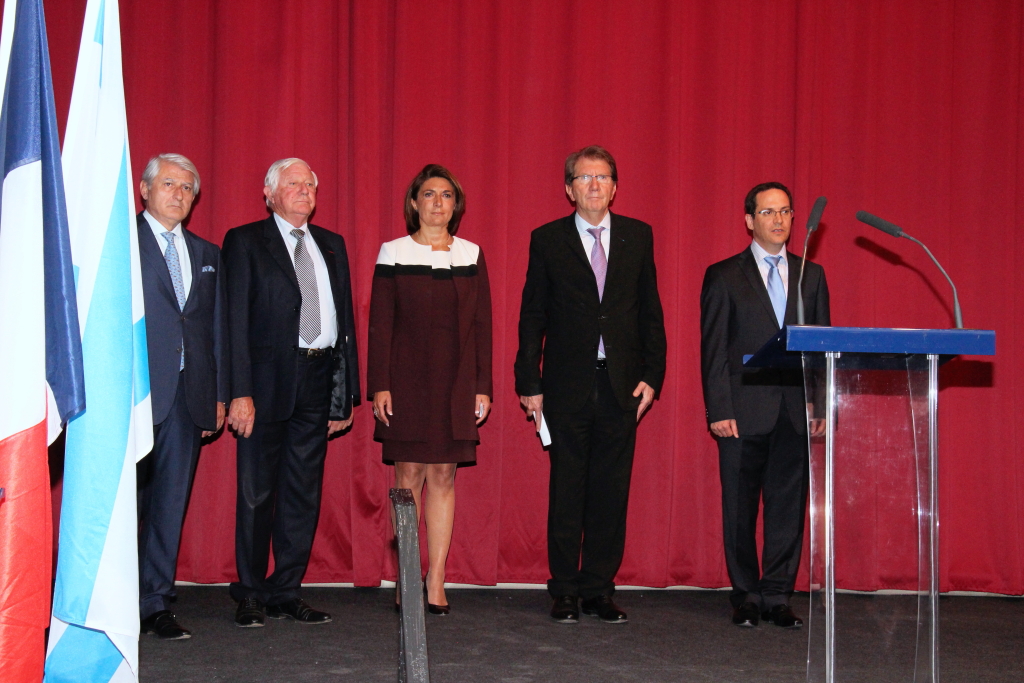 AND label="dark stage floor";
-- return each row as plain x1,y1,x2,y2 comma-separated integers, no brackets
139,587,1022,682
